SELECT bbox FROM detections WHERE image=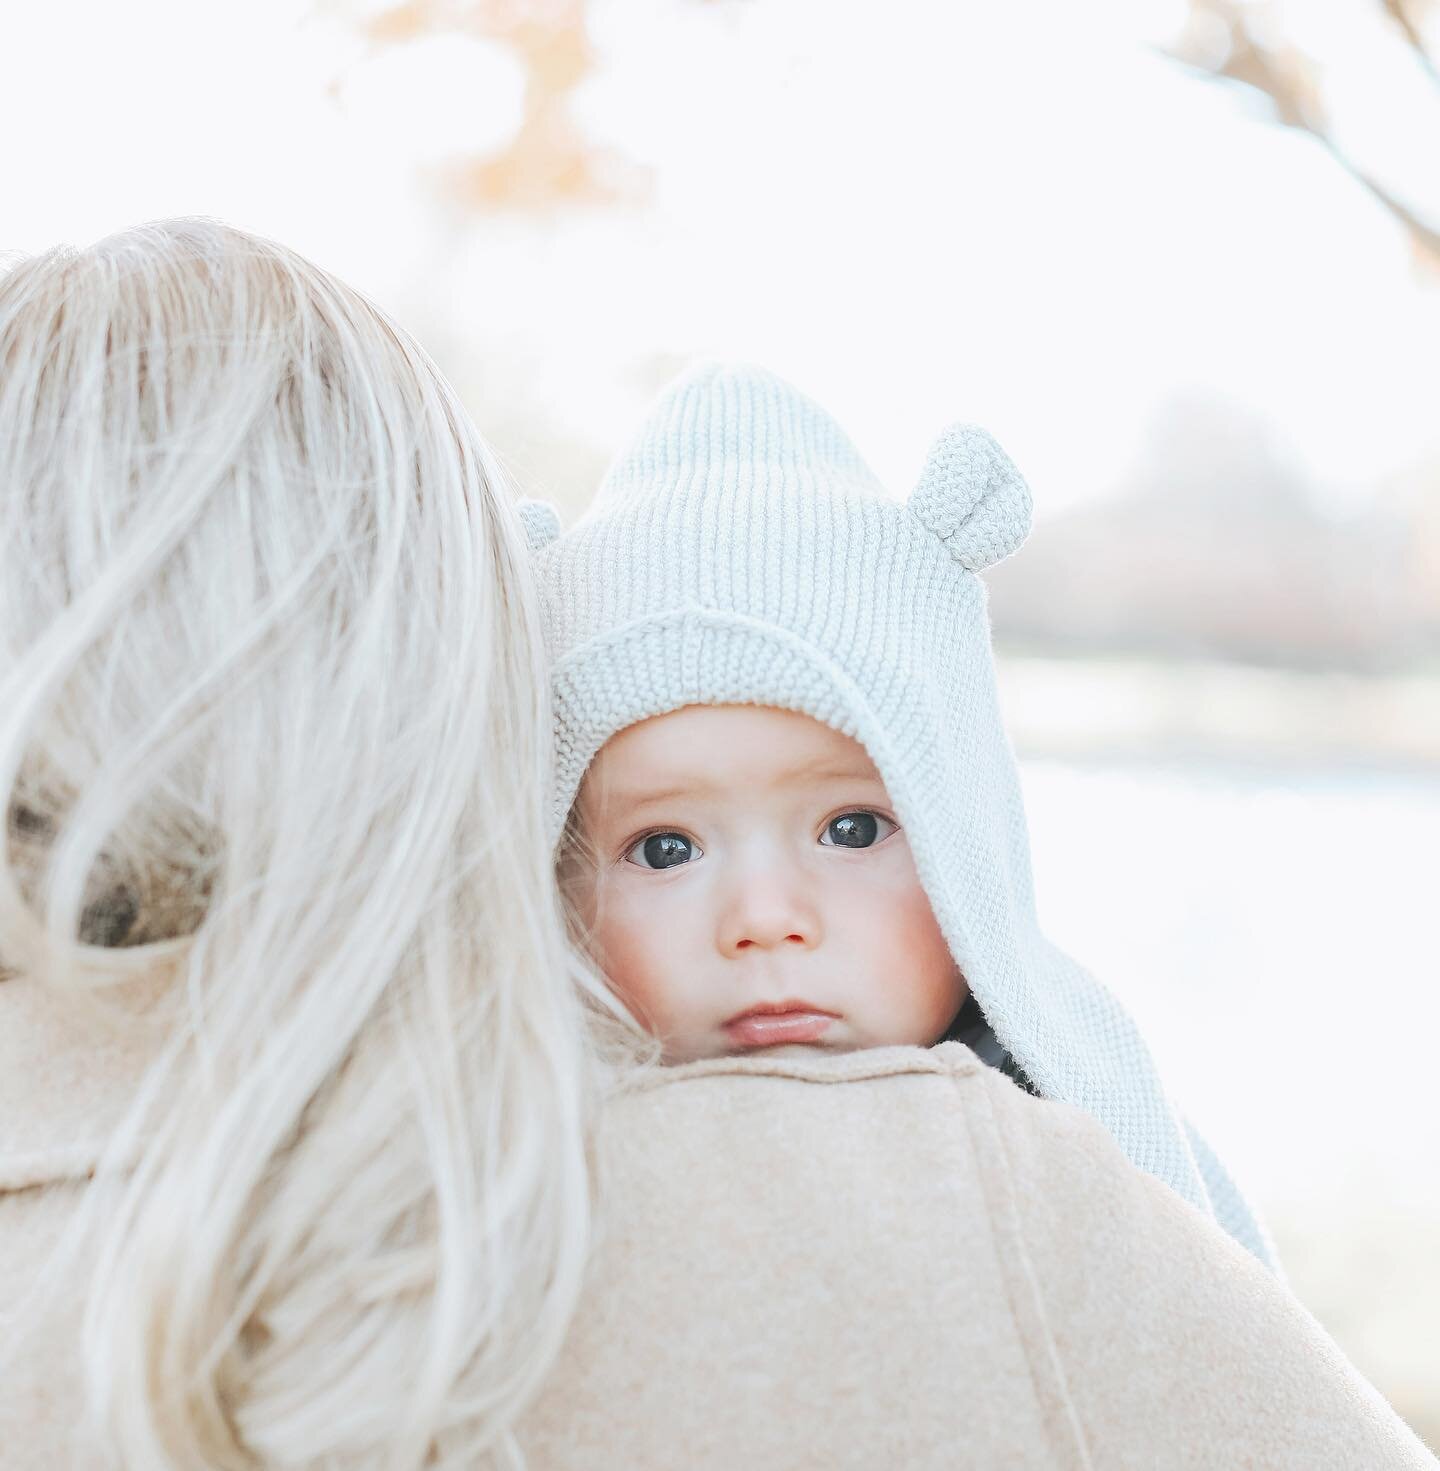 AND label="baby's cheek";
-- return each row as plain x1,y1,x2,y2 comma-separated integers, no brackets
592,902,653,1003
591,888,691,1037
892,886,966,1027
